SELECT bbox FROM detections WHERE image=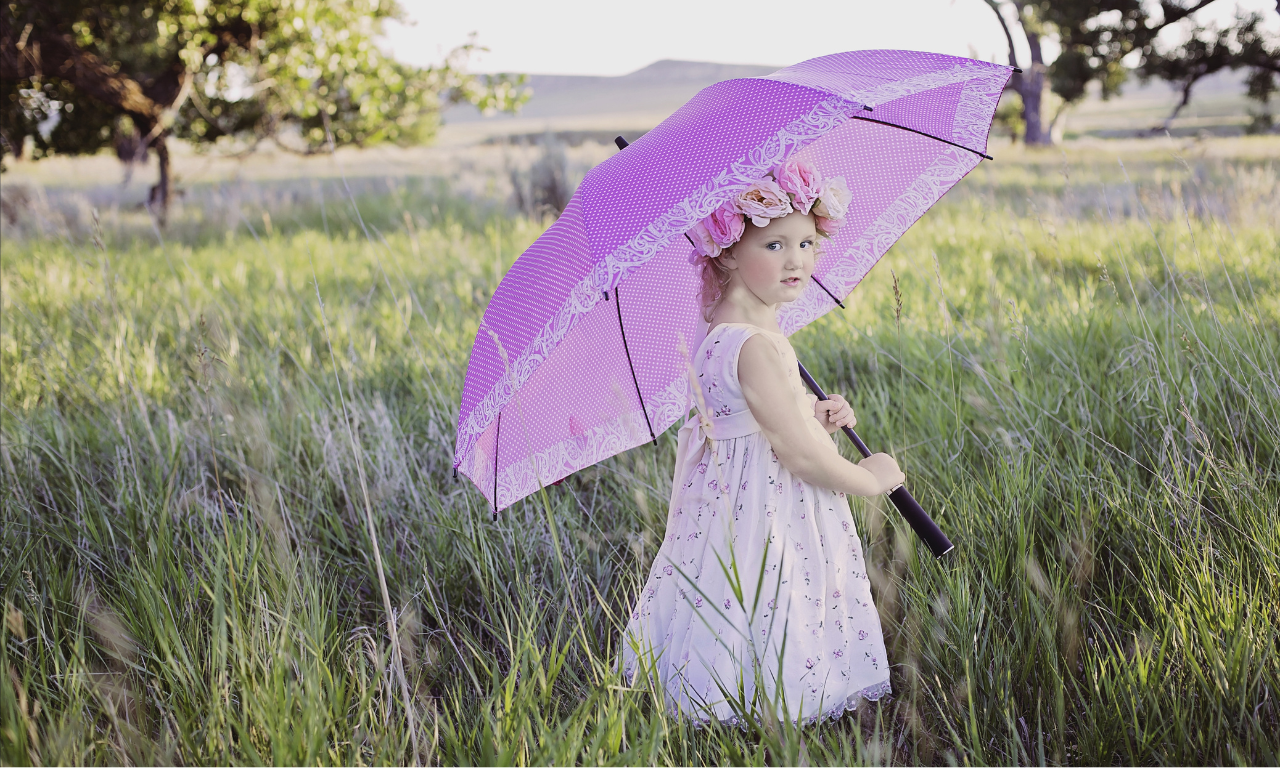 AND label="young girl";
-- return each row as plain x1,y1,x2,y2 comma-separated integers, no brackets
622,160,904,725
